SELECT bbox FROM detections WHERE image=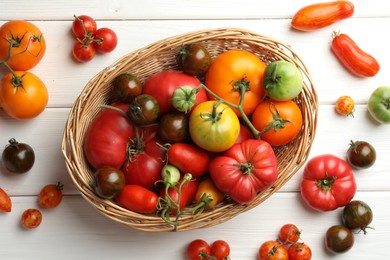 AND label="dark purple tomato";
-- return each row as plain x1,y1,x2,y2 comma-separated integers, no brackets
157,111,189,143
347,140,376,169
342,200,373,234
2,138,35,174
94,166,126,199
111,73,143,103
177,43,211,77
127,94,160,125
325,225,354,254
